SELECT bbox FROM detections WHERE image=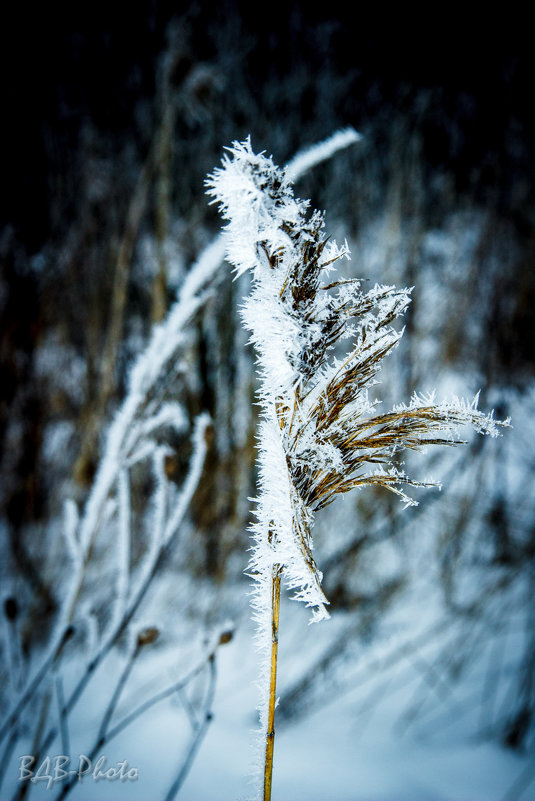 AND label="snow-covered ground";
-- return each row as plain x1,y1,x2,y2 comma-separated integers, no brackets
7,576,532,801
180,615,531,801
